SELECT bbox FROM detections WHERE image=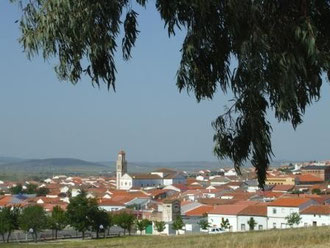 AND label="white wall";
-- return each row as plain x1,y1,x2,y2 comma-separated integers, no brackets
118,174,133,190
132,178,163,188
99,205,125,212
300,214,330,227
208,214,238,232
267,206,299,229
237,216,268,231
